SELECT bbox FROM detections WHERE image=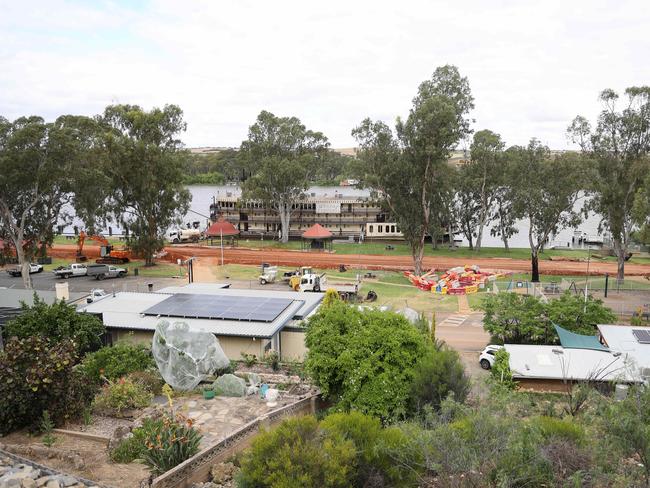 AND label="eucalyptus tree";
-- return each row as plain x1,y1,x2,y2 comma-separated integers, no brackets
353,65,474,274
467,130,505,251
568,86,650,284
509,140,587,282
101,104,191,266
0,115,99,288
240,111,329,243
